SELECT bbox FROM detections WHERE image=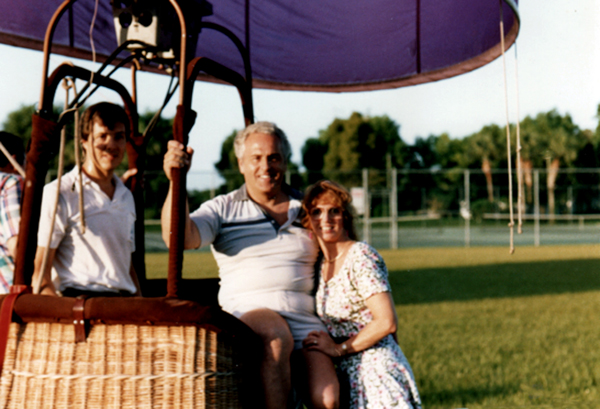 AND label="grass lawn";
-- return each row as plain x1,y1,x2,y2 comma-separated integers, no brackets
146,244,600,408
